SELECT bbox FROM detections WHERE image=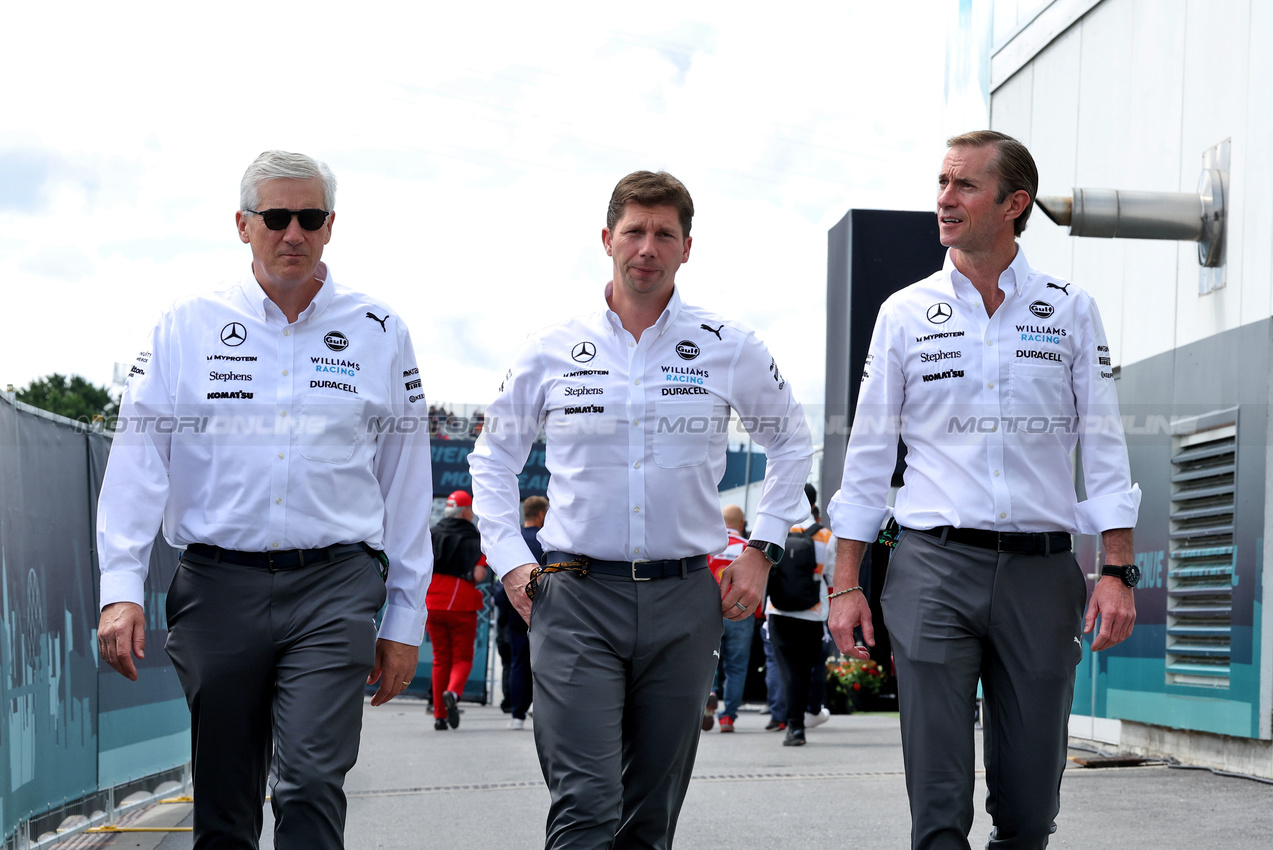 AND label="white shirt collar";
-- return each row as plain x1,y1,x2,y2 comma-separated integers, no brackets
942,245,1033,300
241,263,335,324
602,282,683,338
